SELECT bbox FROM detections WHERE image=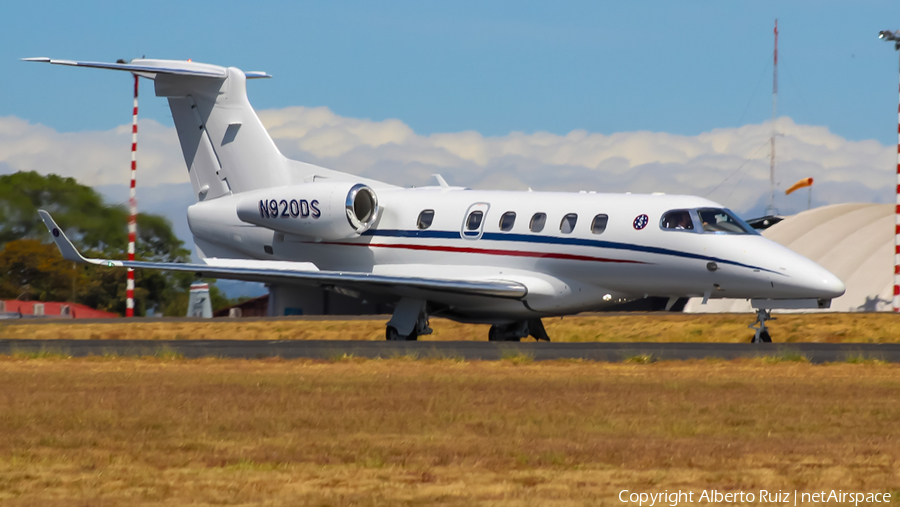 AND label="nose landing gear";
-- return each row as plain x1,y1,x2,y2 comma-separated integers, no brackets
750,308,774,343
